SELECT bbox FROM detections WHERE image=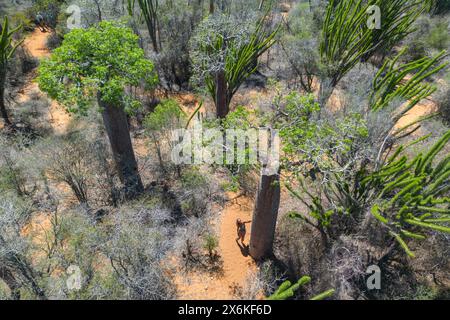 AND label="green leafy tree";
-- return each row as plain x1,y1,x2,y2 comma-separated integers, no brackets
38,21,158,198
0,17,23,127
